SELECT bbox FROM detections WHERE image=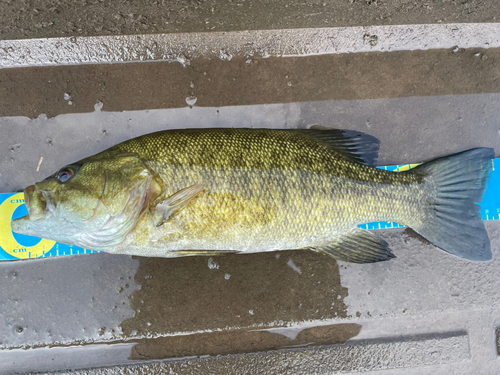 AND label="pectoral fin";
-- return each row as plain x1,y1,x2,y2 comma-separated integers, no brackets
310,228,395,263
153,183,206,226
